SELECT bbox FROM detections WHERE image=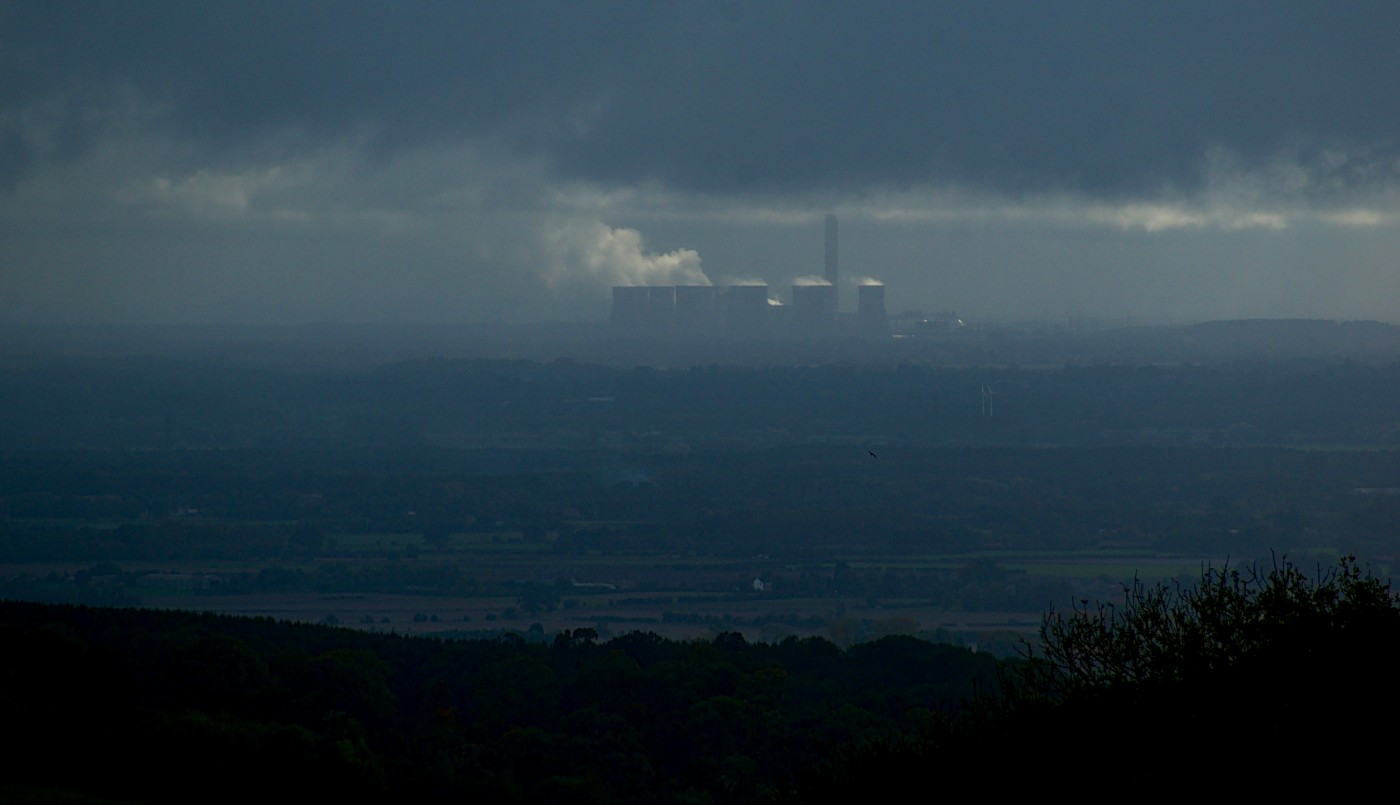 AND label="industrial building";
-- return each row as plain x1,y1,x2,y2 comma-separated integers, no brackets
609,281,890,340
611,283,774,339
608,214,895,340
